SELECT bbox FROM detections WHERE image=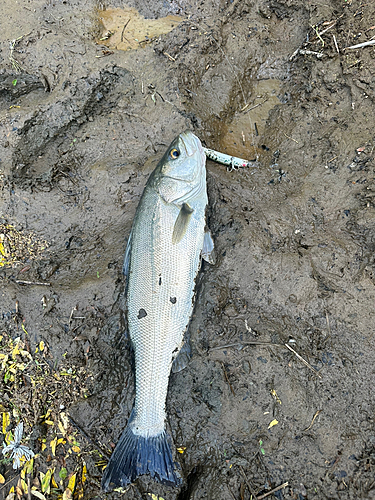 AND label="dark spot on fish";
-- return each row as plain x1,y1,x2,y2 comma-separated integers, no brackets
159,276,162,286
172,347,179,353
137,308,147,319
170,297,177,304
